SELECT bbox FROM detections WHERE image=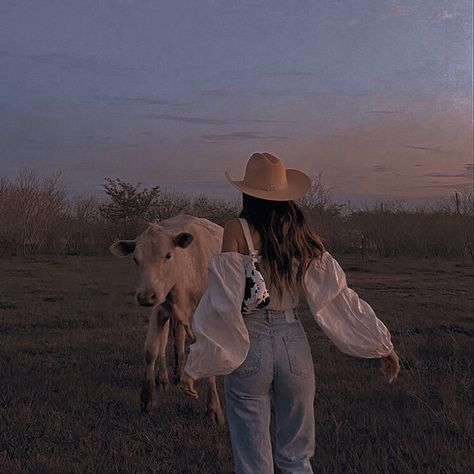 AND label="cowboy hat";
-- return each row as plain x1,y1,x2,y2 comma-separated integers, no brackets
224,152,312,201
